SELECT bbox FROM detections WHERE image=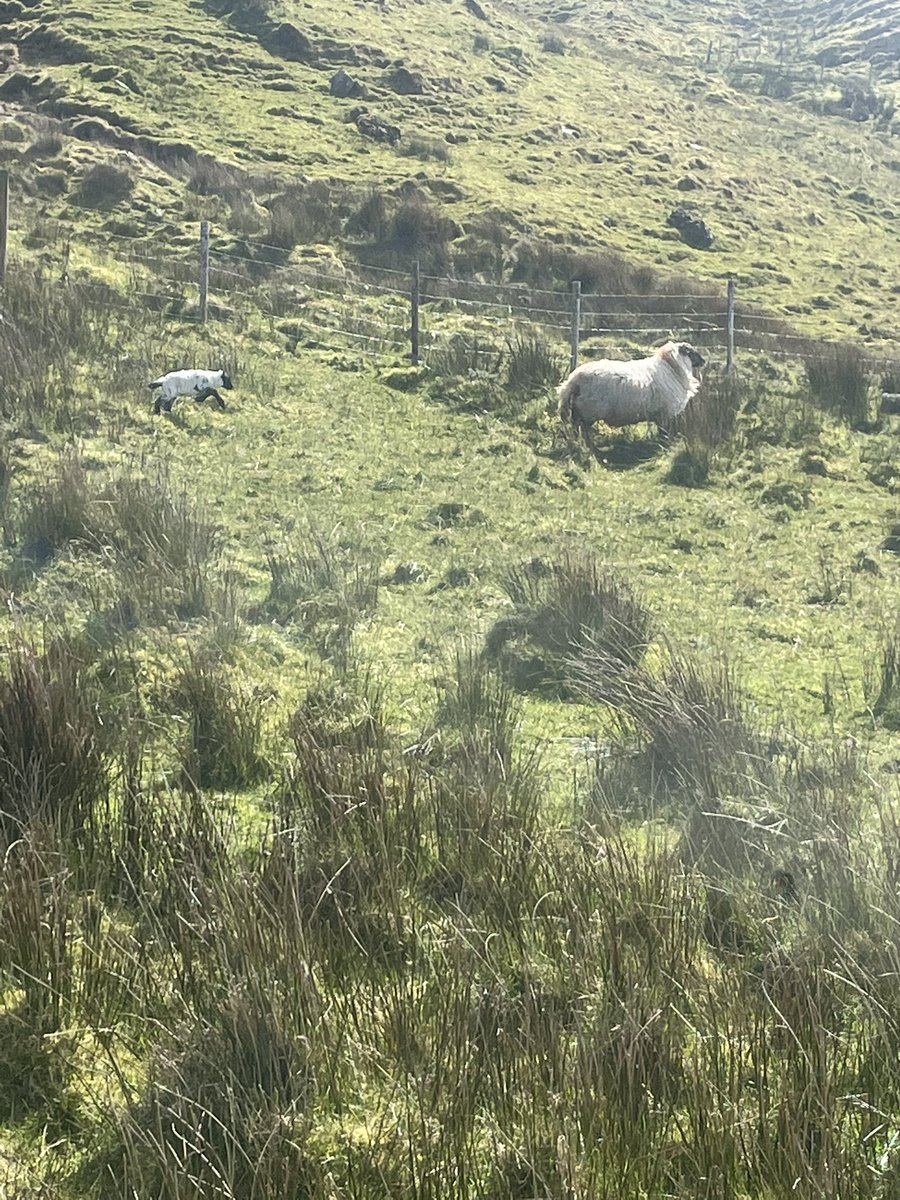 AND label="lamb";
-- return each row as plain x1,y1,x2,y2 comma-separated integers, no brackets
557,341,705,438
148,368,233,414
